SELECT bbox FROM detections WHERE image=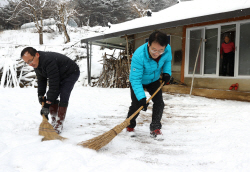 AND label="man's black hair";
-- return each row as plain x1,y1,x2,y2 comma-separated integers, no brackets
148,31,169,47
21,47,37,58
